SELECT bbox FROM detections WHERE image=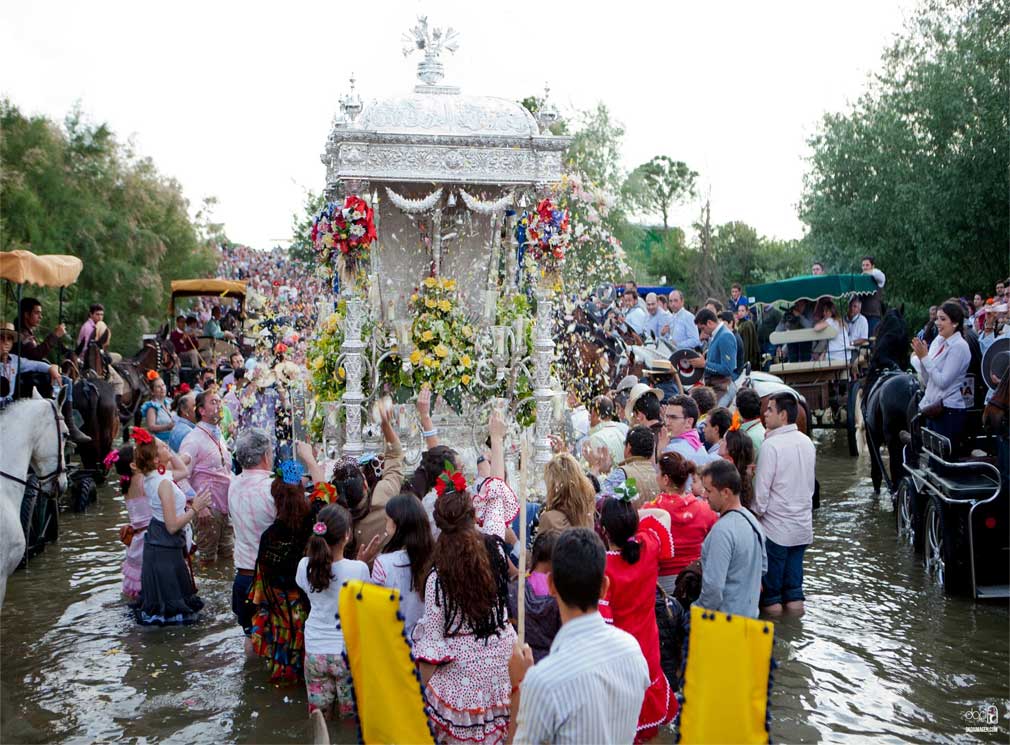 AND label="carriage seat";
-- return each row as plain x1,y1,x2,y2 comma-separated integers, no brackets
768,359,850,376
922,426,1002,500
926,467,1000,501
